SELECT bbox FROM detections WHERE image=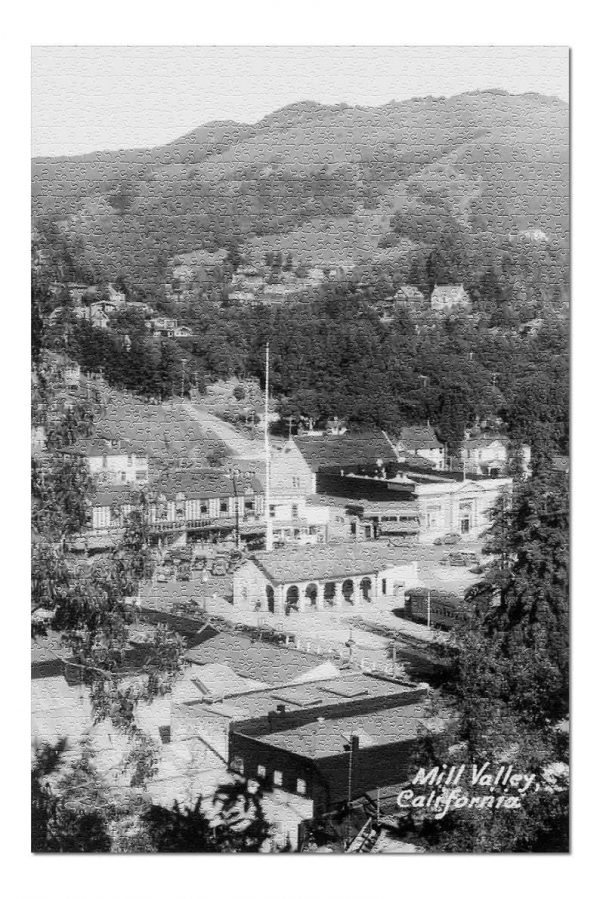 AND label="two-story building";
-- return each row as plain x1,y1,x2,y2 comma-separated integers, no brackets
85,469,265,543
170,668,442,827
395,425,446,471
459,433,531,478
61,436,150,485
312,464,512,543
